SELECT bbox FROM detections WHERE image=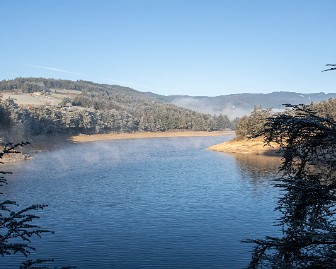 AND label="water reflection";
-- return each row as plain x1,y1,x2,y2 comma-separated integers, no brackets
234,154,281,183
2,136,280,269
